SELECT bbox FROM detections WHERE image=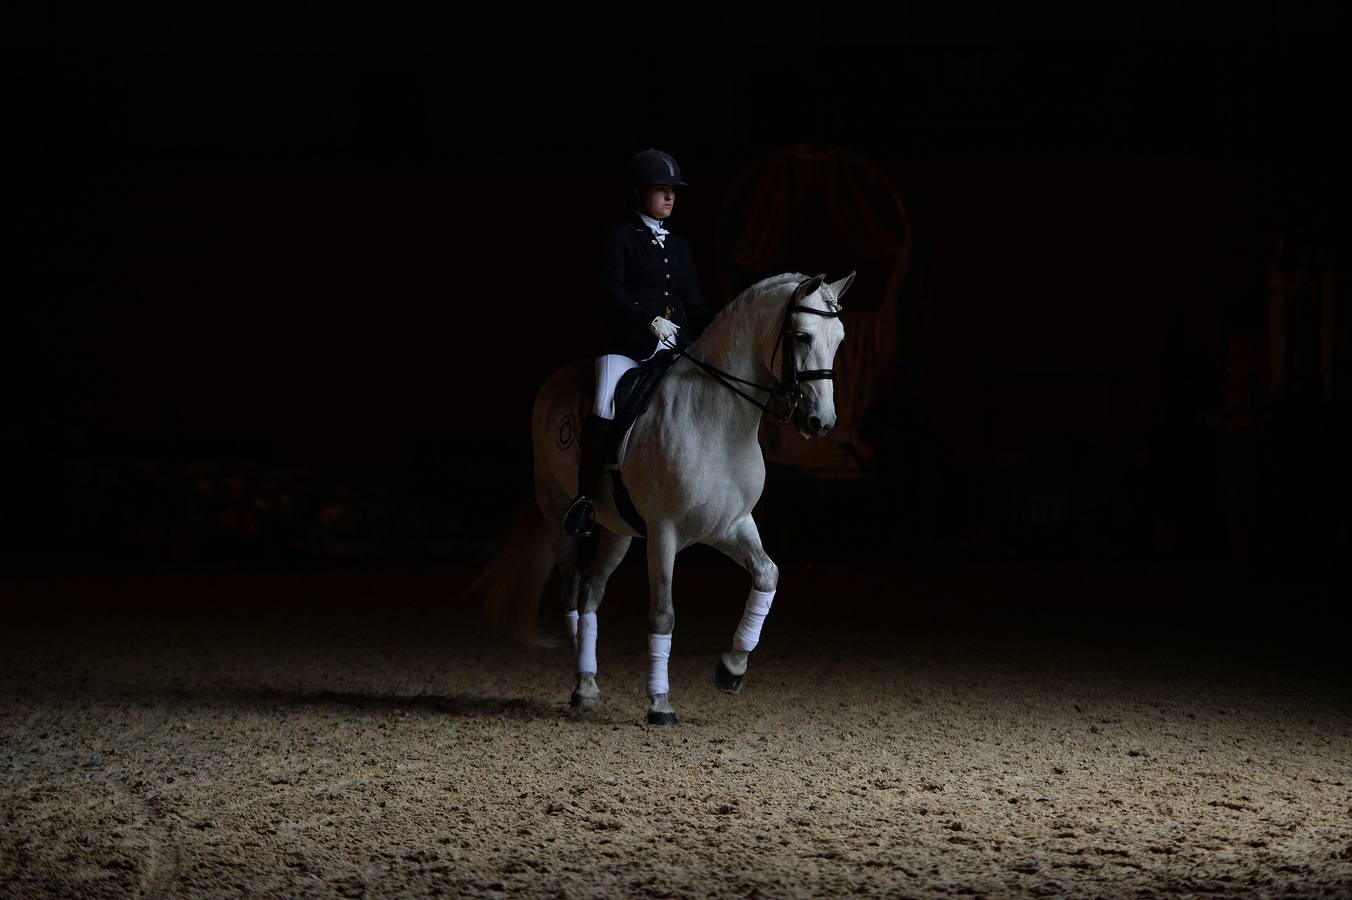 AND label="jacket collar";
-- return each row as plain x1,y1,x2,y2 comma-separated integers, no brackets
630,211,668,233
631,212,672,249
